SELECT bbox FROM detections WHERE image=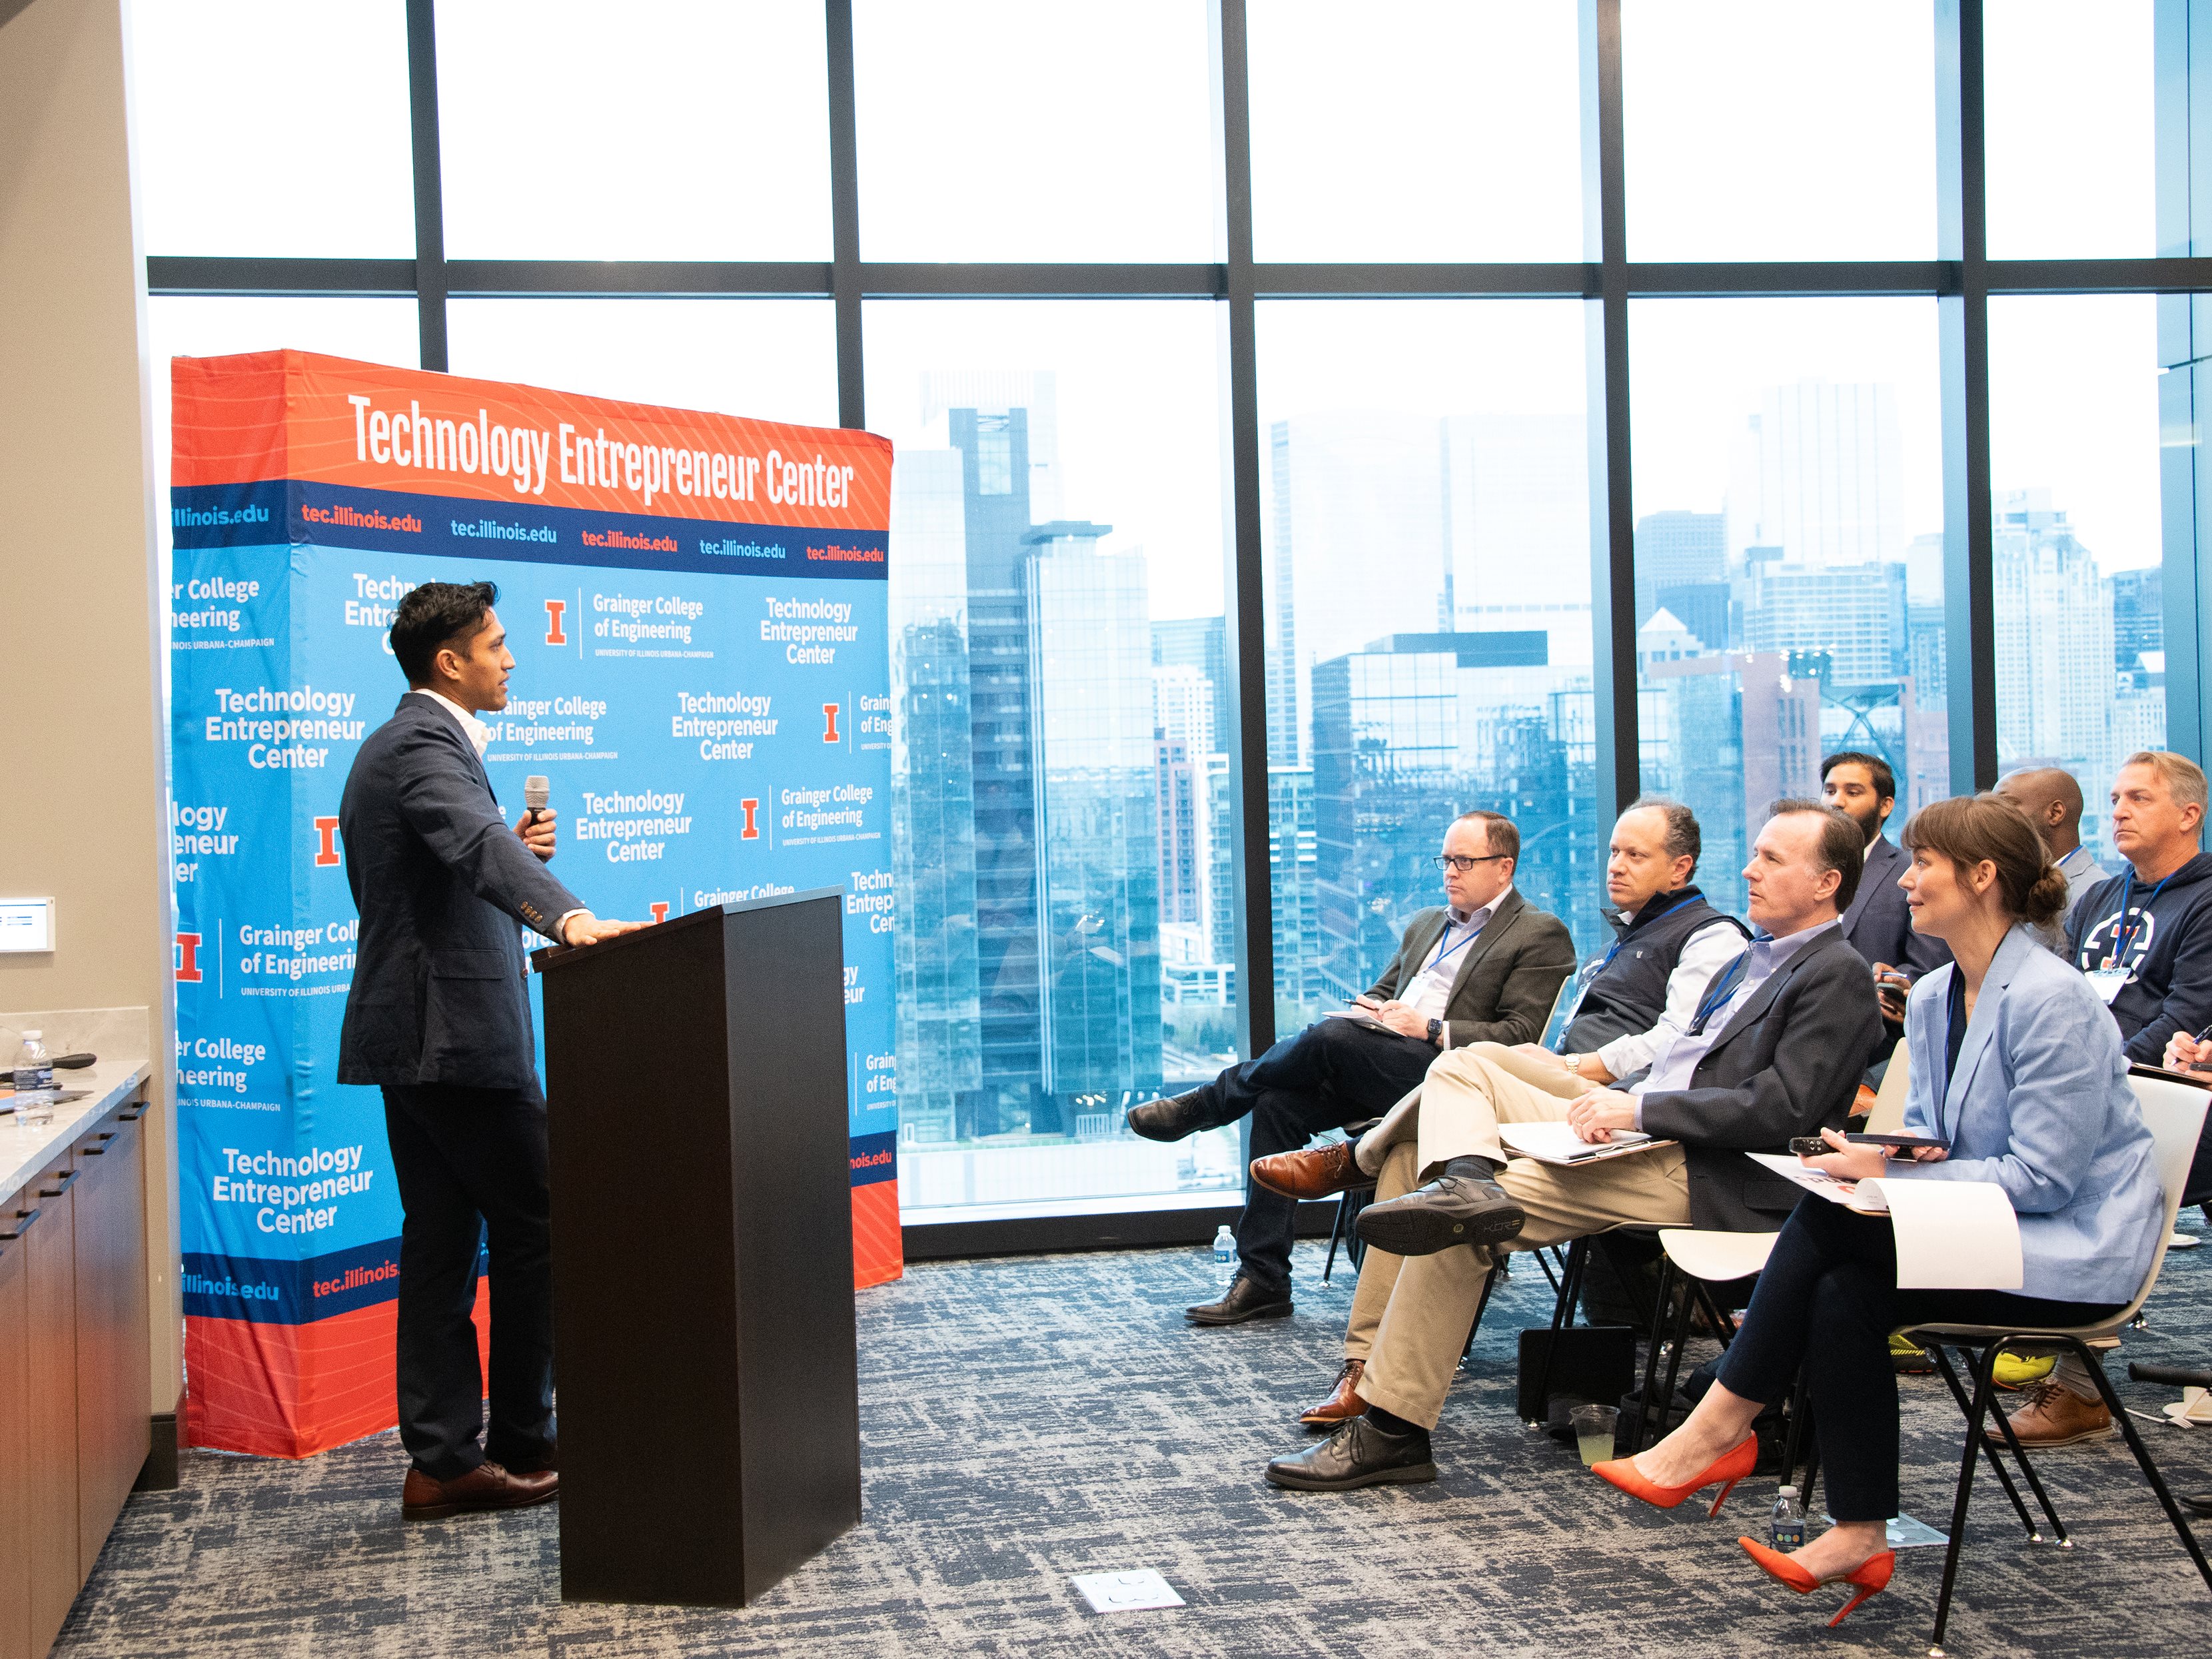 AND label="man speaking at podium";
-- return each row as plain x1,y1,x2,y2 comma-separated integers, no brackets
338,580,640,1520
